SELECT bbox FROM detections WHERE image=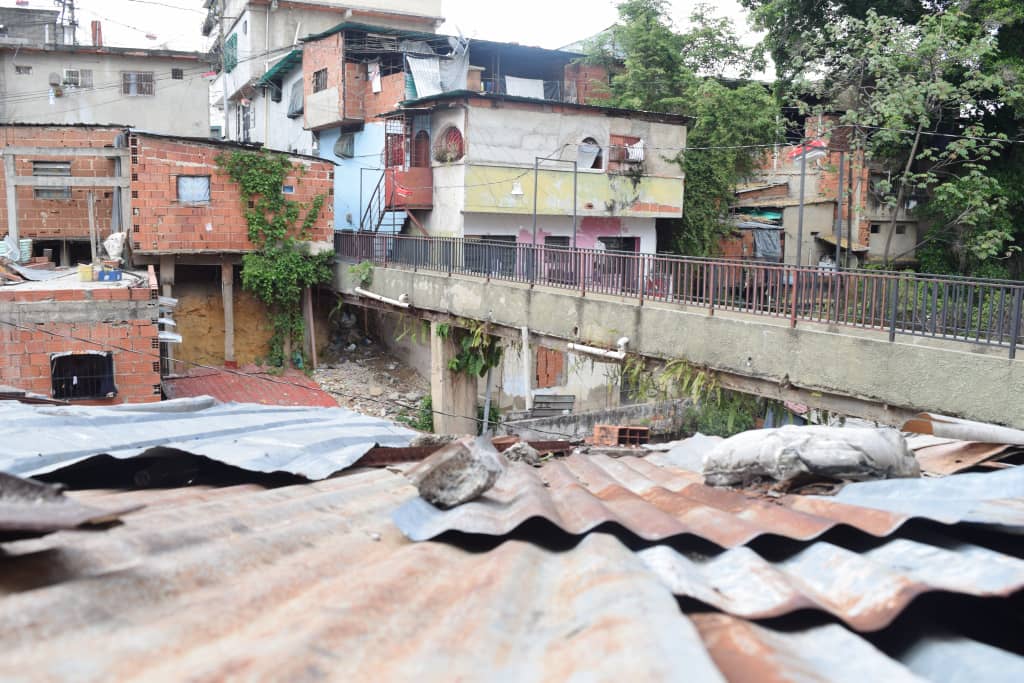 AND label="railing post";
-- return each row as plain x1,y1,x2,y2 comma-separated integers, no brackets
1010,286,1023,360
789,268,799,328
638,255,646,307
579,249,586,297
888,276,899,343
709,264,716,316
